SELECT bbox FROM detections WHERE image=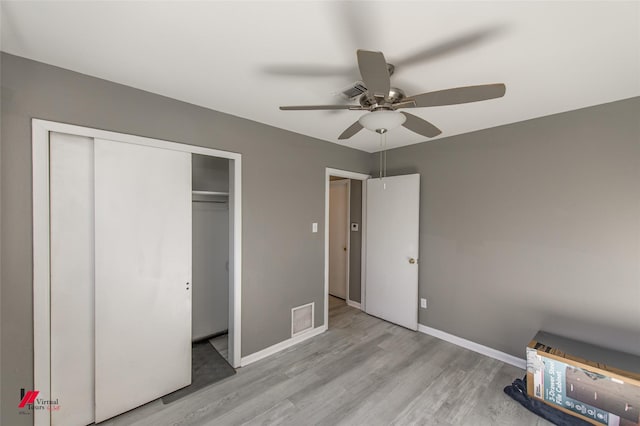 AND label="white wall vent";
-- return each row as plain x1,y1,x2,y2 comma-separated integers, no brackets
291,302,314,337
